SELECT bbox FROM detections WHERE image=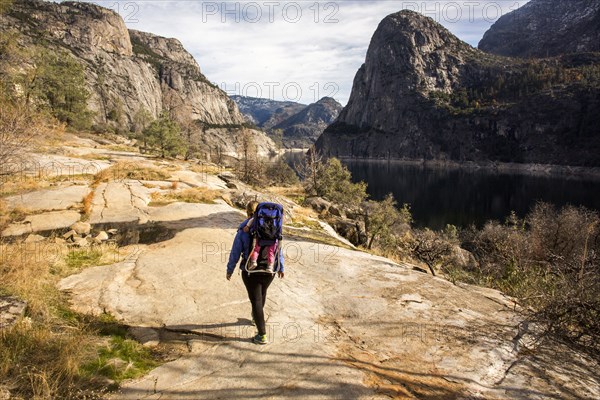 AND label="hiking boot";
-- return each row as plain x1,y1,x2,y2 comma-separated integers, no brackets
253,334,268,345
